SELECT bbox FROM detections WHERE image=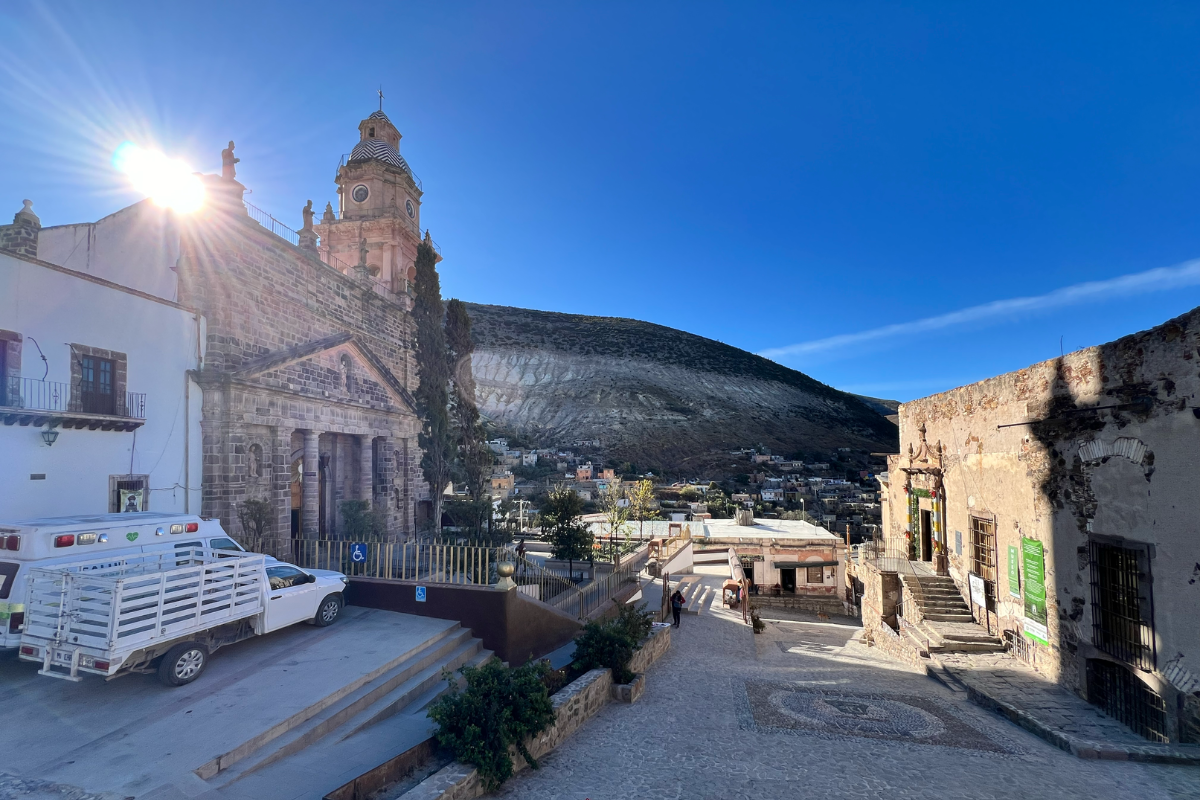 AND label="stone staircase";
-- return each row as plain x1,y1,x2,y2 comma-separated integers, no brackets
675,577,716,615
199,623,493,795
901,574,1005,654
